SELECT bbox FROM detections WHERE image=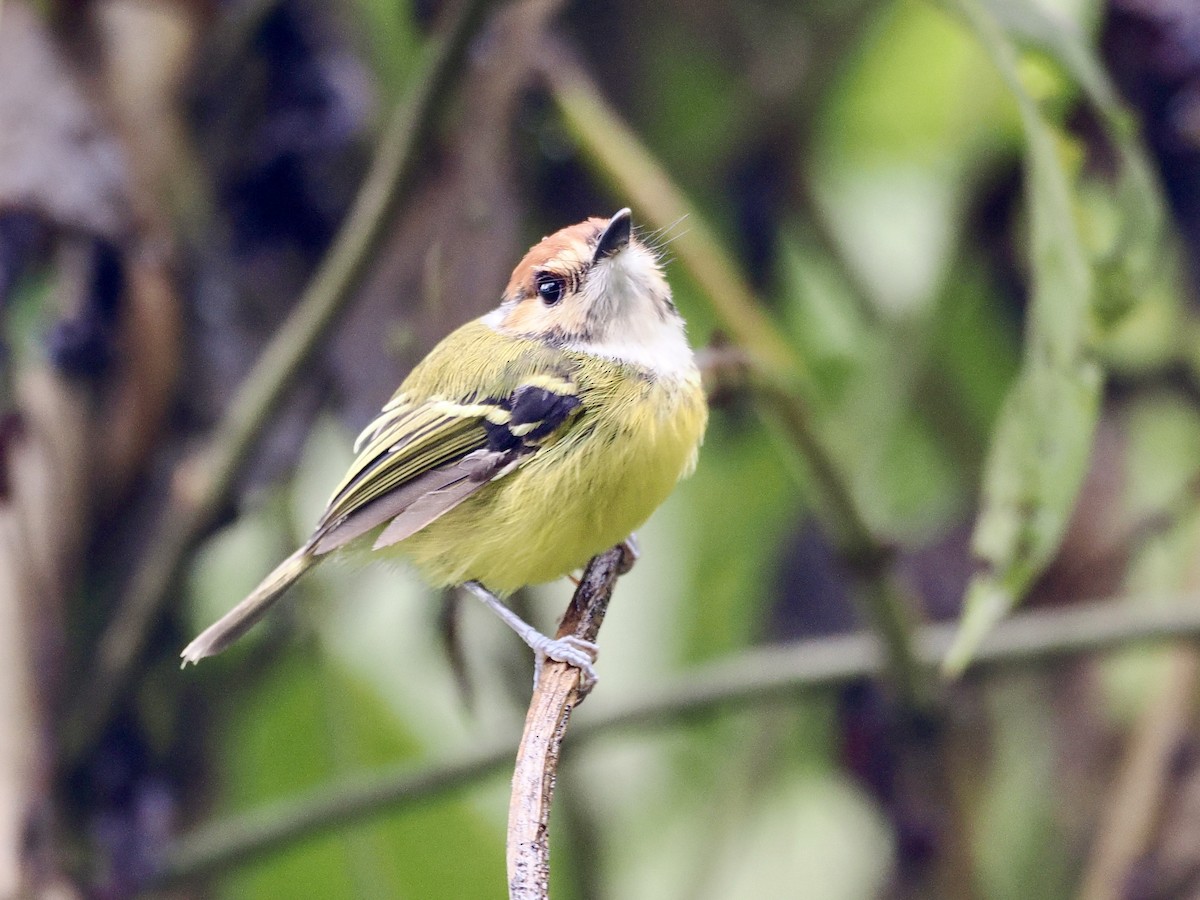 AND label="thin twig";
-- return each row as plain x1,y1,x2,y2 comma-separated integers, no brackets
507,544,628,900
63,0,503,761
152,592,1200,890
1078,647,1200,900
1078,552,1200,898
